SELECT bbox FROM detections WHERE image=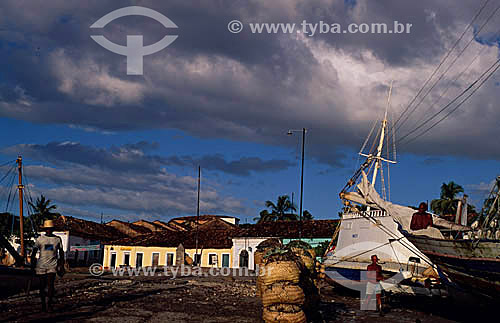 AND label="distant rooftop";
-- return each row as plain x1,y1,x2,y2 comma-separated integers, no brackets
234,220,339,239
